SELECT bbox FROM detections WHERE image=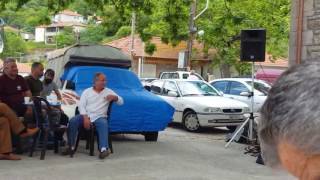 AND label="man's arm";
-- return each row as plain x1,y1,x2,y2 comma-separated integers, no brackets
52,82,62,100
106,90,123,105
